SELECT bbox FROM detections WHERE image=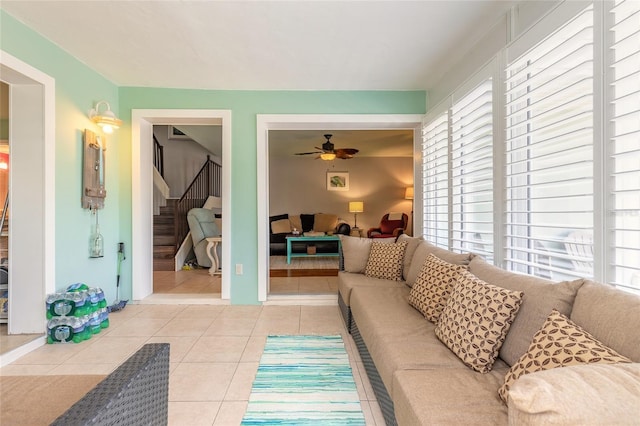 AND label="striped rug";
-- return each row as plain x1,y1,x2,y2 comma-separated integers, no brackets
241,335,365,425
